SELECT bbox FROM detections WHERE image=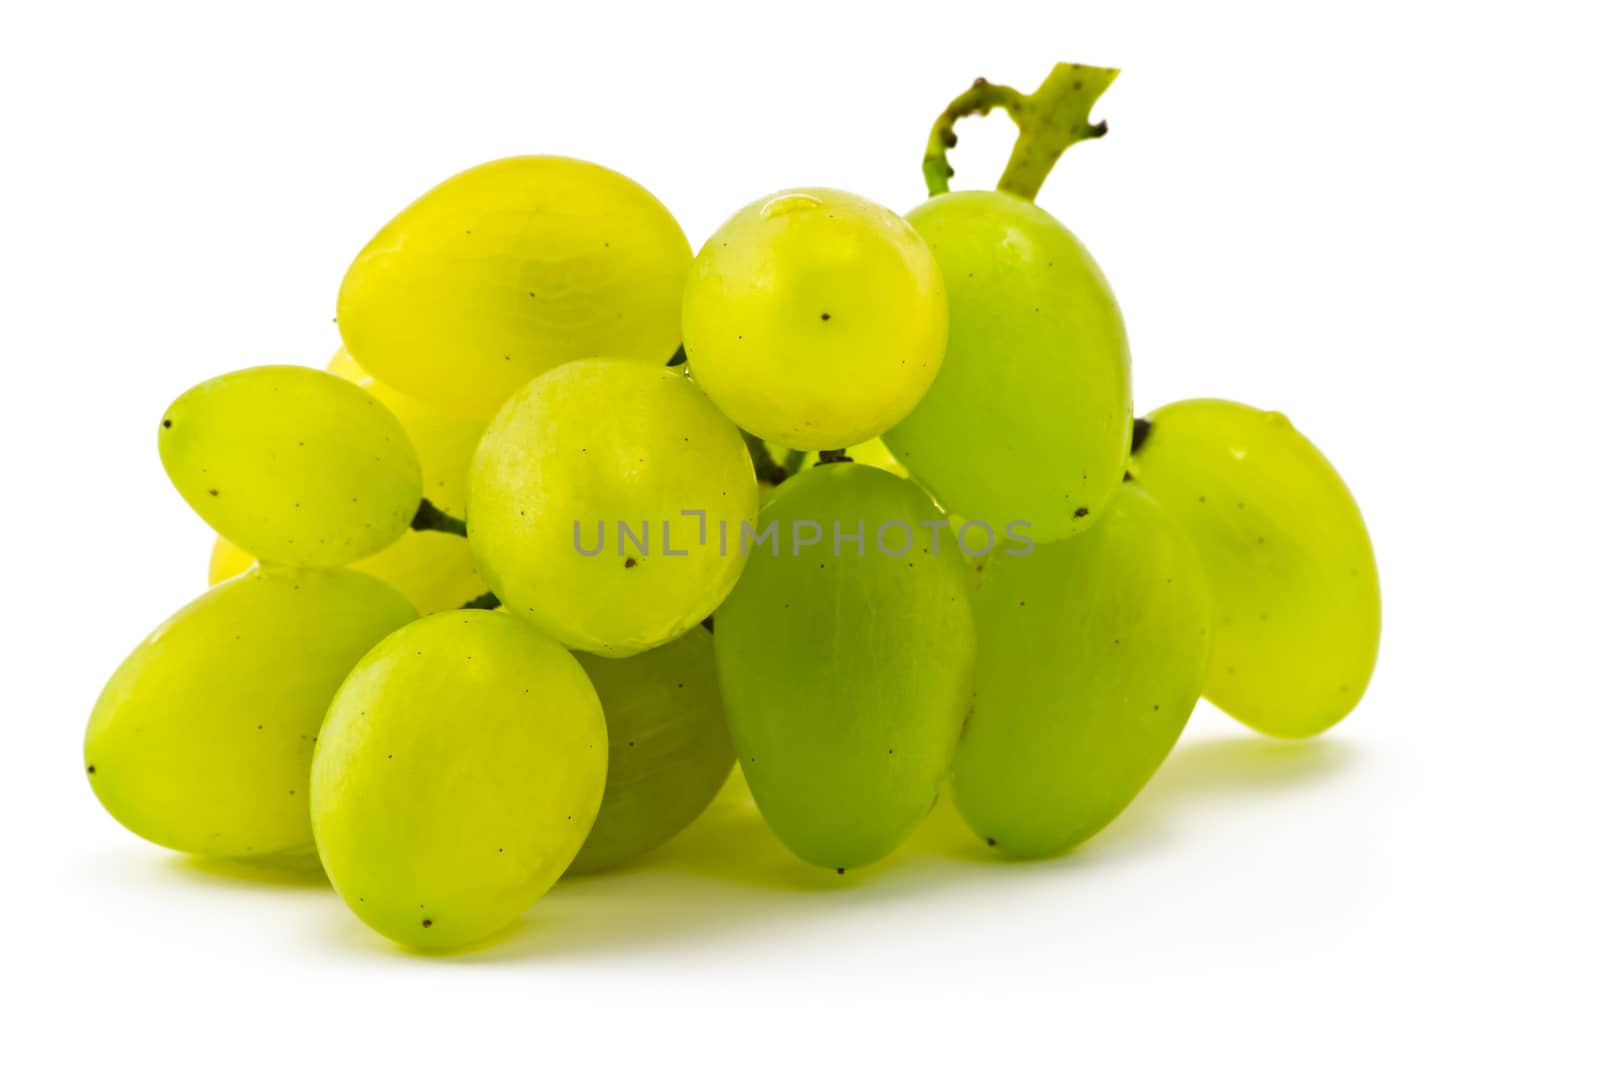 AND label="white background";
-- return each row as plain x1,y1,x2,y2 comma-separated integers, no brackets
3,1,1596,1062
